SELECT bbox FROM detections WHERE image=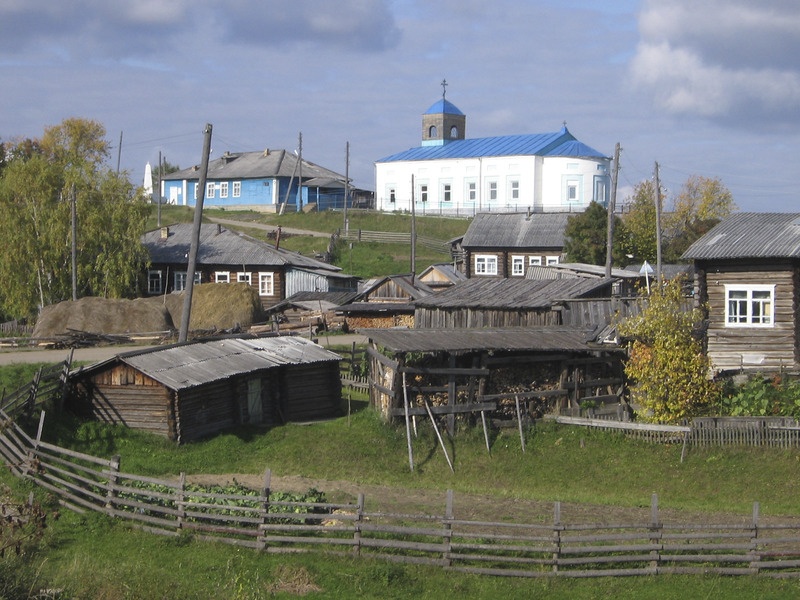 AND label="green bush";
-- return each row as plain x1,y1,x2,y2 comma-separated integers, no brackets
719,374,800,417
